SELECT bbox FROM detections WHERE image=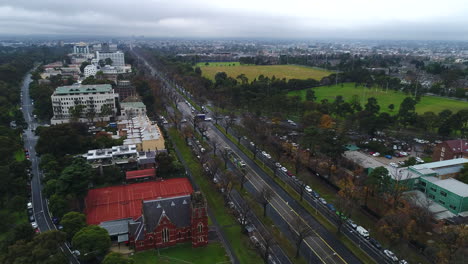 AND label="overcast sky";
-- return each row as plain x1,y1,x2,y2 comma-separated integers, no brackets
1,0,468,40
